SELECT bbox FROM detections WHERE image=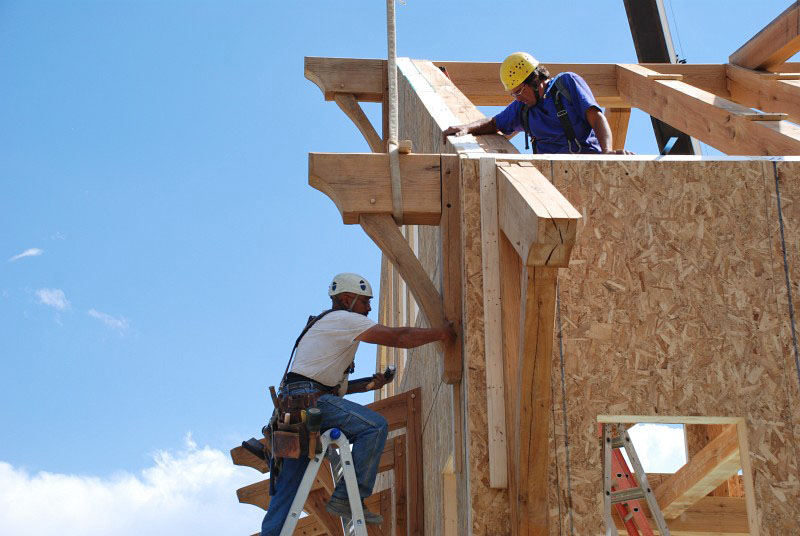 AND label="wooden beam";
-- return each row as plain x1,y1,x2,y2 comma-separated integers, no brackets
308,152,441,225
685,424,745,497
479,156,508,489
617,63,800,155
613,497,749,535
305,57,385,102
515,266,558,536
655,424,741,518
305,488,345,535
499,230,522,528
393,433,408,535
604,107,631,151
231,438,269,473
729,2,800,70
334,93,384,153
496,164,581,268
727,63,800,125
441,154,464,384
405,388,424,536
360,213,447,332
